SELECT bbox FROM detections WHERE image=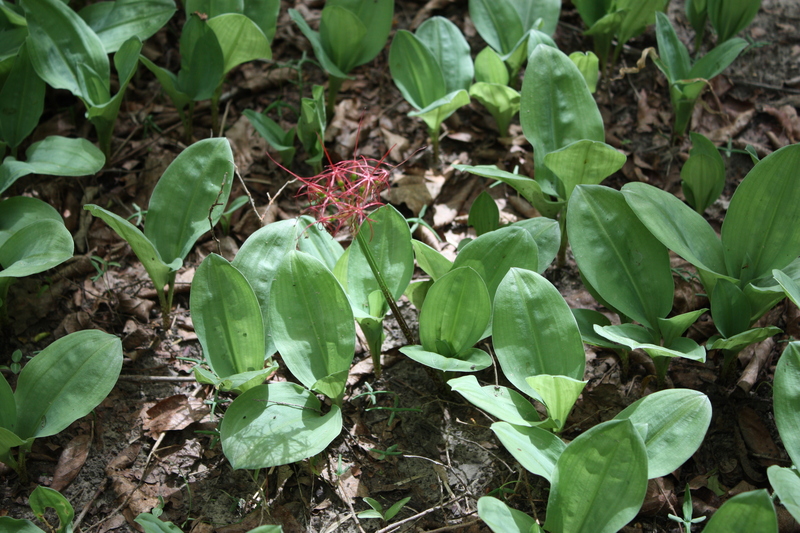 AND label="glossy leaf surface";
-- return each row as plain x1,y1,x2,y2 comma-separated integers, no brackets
491,422,566,482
